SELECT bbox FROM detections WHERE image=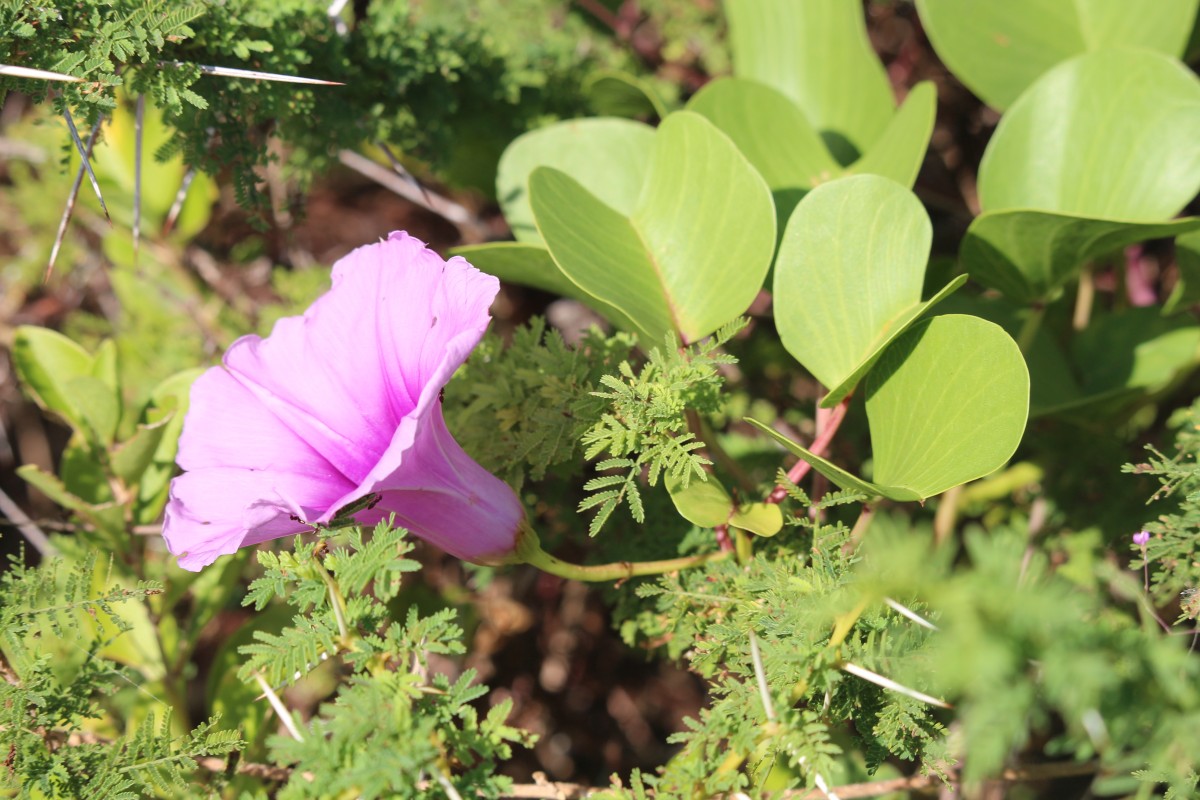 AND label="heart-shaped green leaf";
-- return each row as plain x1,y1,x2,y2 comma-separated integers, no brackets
749,315,1029,501
774,175,965,407
963,211,1200,303
496,117,656,244
530,111,776,345
916,0,1198,109
725,0,894,163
